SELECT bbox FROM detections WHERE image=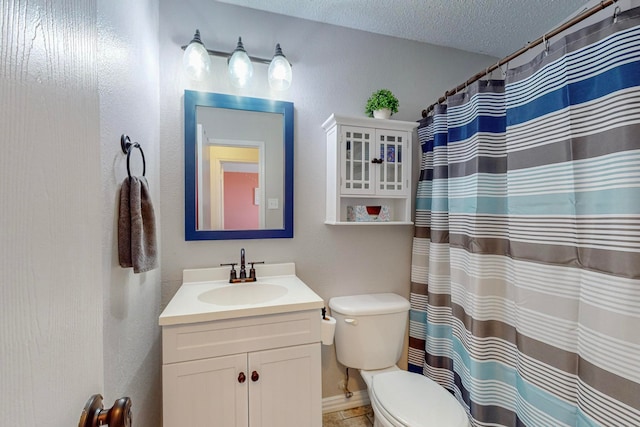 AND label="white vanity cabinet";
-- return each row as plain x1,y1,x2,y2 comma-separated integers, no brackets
162,309,322,427
322,114,418,224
